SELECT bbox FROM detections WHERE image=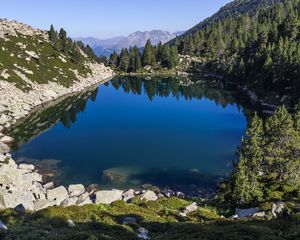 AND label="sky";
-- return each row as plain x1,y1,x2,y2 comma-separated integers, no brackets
0,0,232,39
